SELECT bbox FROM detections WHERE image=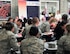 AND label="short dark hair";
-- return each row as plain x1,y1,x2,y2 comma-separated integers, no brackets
7,17,13,21
41,11,45,15
59,21,67,26
27,19,32,25
62,14,68,20
23,18,27,23
17,19,22,23
29,26,39,36
5,22,14,31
